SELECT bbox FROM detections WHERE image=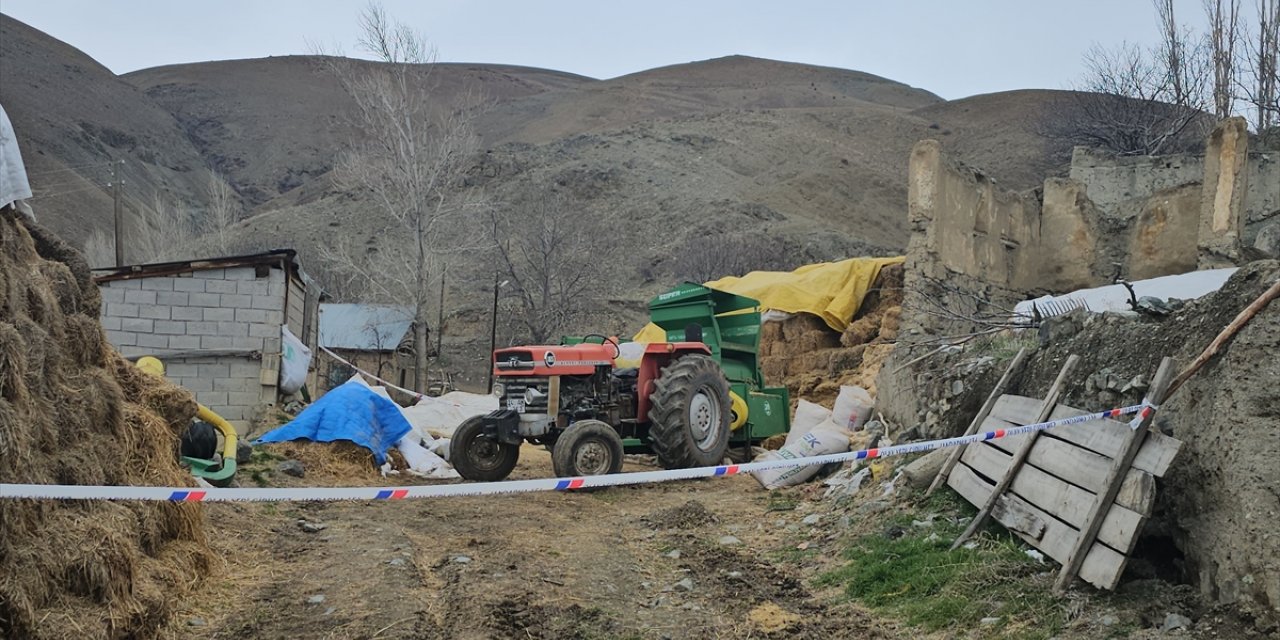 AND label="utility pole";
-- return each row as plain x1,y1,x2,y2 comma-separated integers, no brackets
436,265,446,358
109,159,125,267
487,274,508,393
